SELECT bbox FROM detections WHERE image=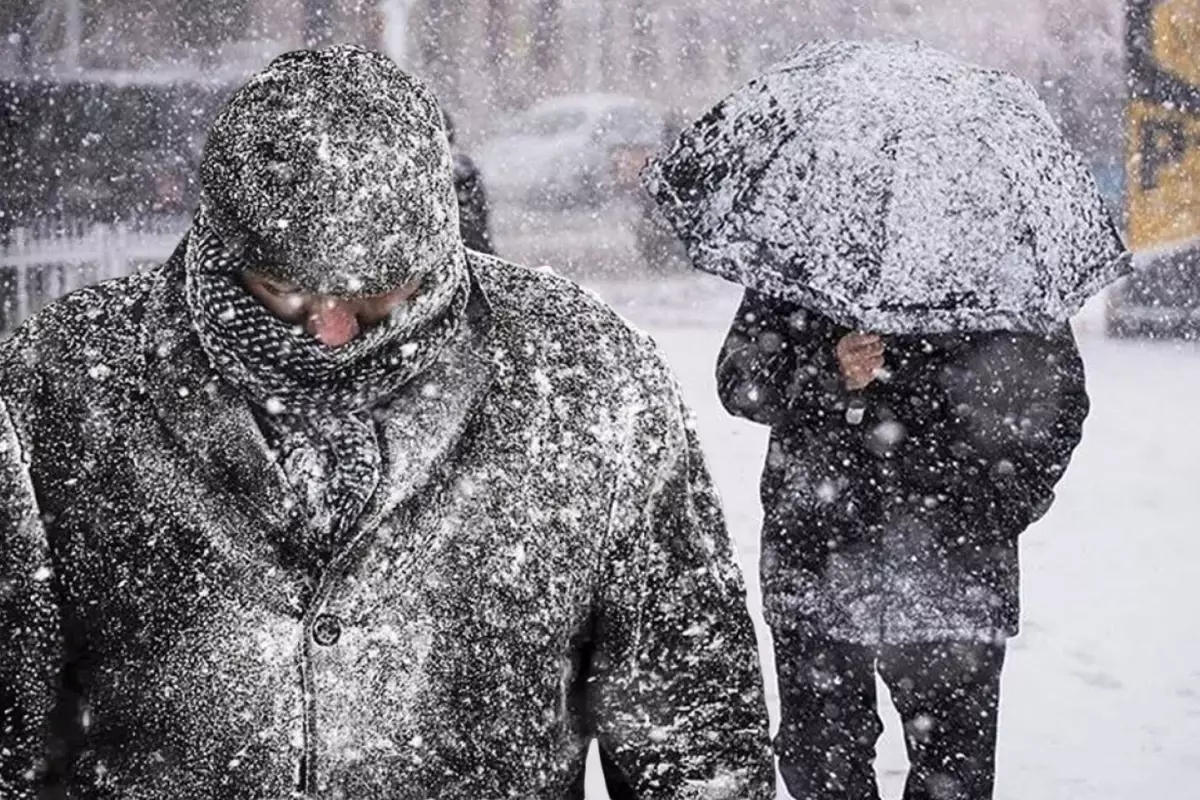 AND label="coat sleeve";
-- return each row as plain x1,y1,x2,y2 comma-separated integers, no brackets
0,396,63,798
900,328,1089,538
587,358,774,799
716,290,847,428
